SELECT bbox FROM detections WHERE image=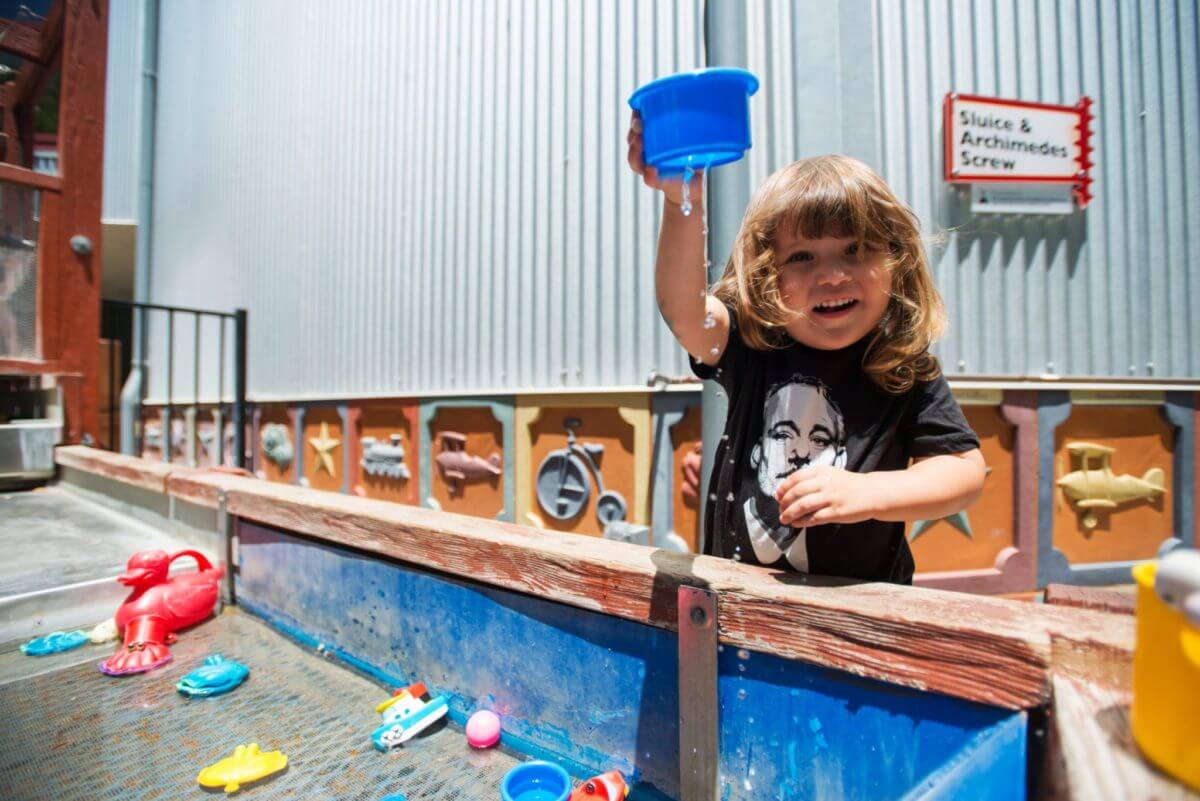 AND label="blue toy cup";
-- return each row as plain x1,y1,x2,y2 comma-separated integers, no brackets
500,761,571,801
628,67,759,176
